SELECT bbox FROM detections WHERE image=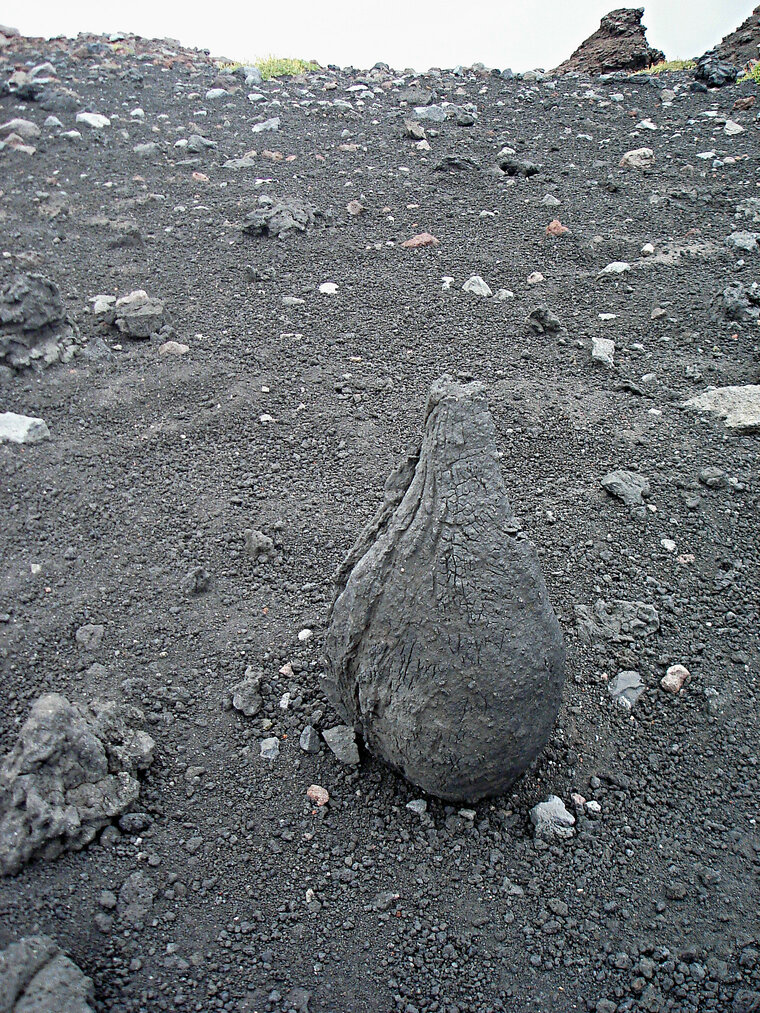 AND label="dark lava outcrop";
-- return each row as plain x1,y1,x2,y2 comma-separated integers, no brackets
323,376,565,802
714,4,760,68
554,8,665,75
0,934,94,1012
